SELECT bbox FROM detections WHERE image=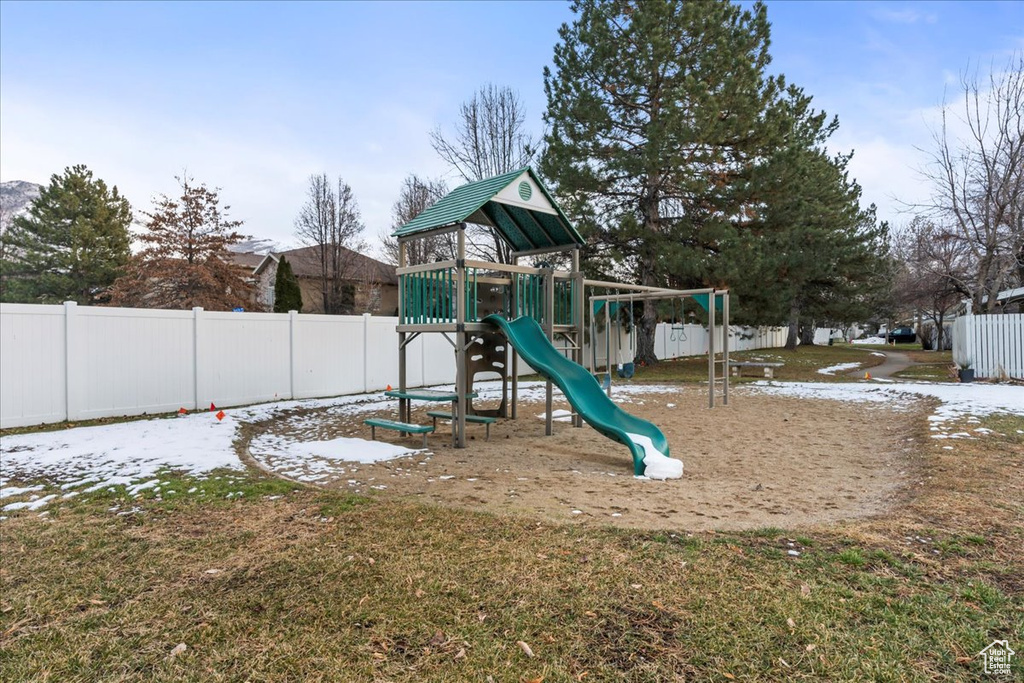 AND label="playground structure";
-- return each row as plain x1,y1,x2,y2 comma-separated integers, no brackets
385,168,729,477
